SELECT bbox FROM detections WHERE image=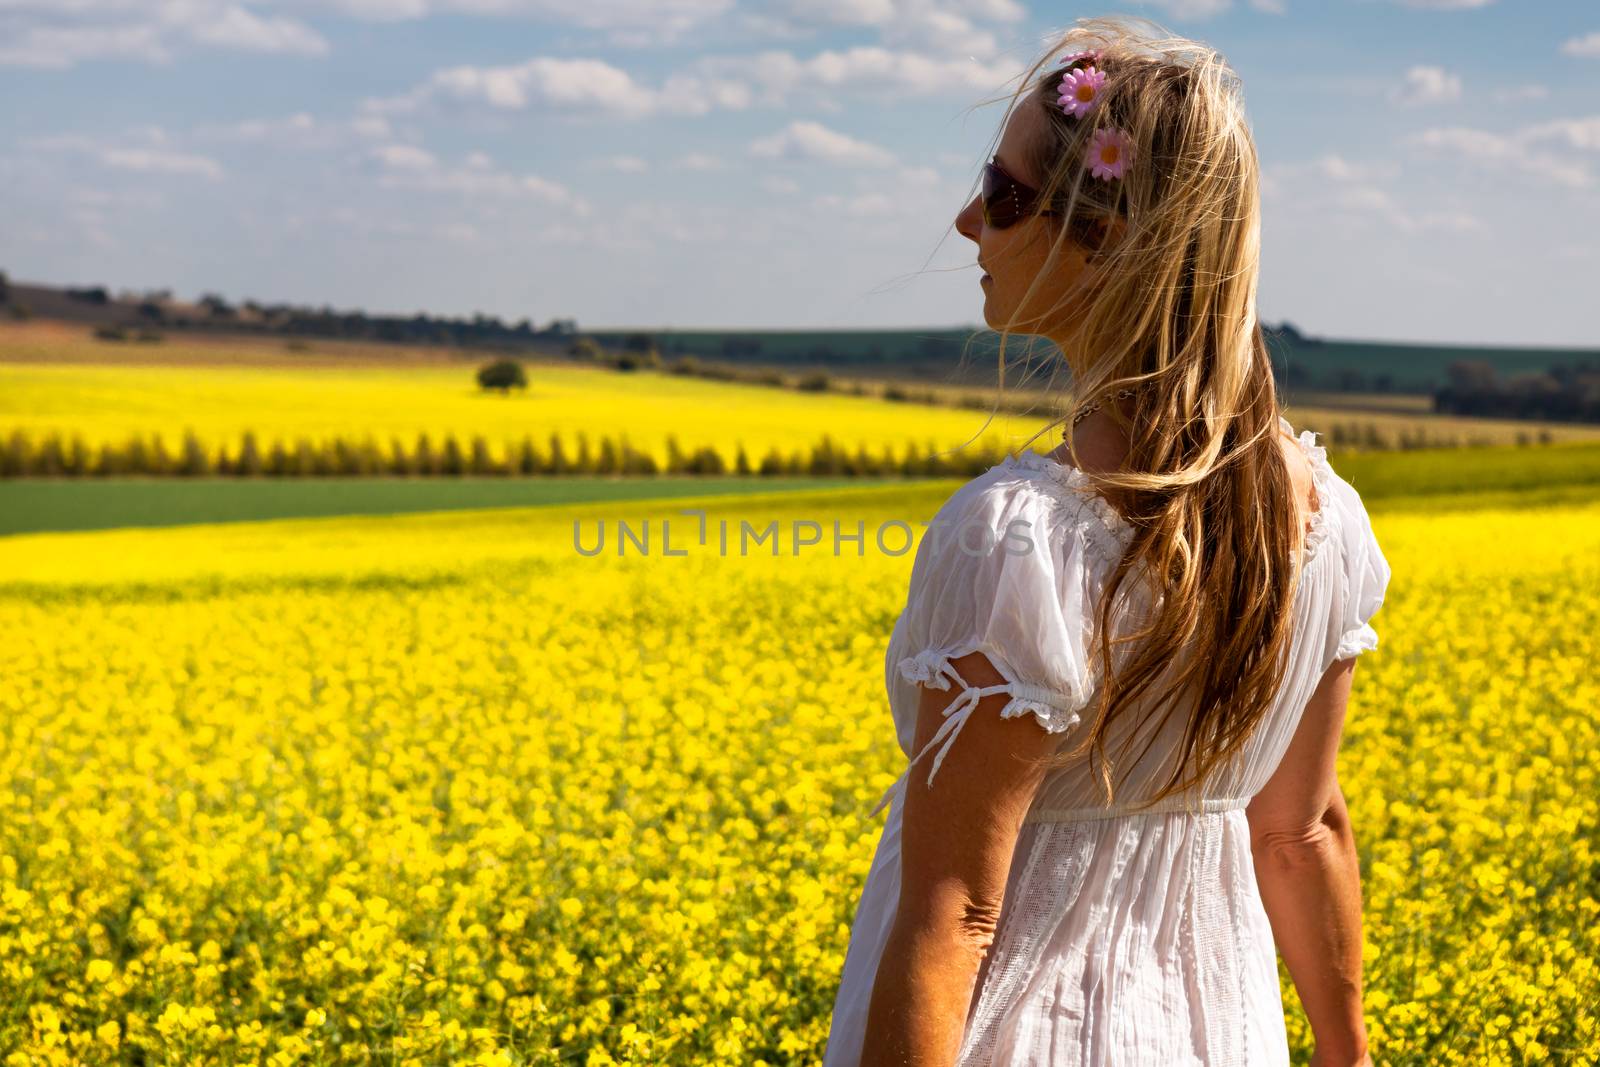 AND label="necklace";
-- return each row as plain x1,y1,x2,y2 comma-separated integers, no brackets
1066,386,1139,435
